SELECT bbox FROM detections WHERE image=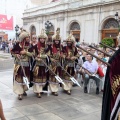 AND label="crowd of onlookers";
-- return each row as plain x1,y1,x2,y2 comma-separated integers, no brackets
75,42,116,94
0,39,17,53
